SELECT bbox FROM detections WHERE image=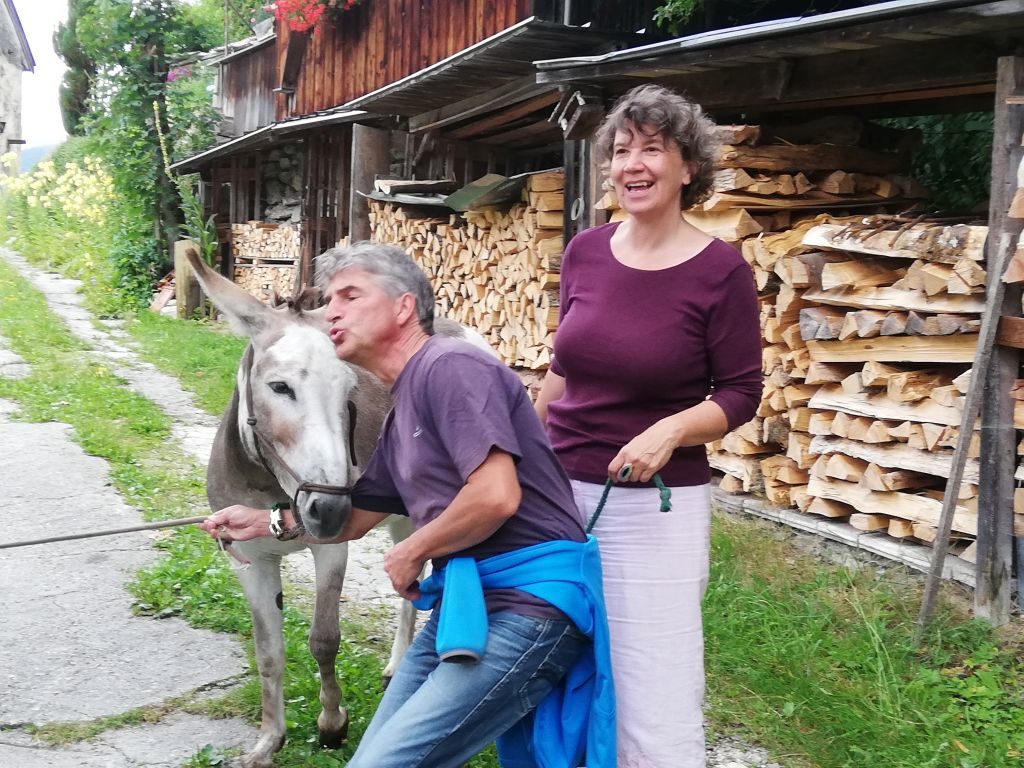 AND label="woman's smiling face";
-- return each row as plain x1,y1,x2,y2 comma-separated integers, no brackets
610,121,692,218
